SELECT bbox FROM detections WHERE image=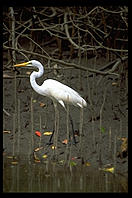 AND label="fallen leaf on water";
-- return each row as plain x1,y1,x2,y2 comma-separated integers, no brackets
62,139,68,144
71,157,75,160
7,156,16,159
33,152,40,162
51,145,56,150
100,167,115,174
85,162,91,166
42,154,48,159
7,156,13,159
112,82,118,86
11,161,18,165
3,130,11,133
35,131,41,137
34,159,41,163
70,161,77,166
71,157,77,160
34,147,43,152
43,132,53,136
39,102,46,107
101,127,105,133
